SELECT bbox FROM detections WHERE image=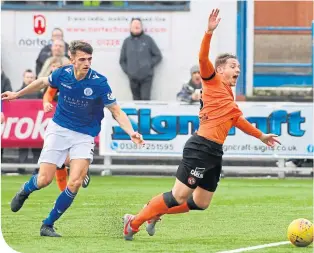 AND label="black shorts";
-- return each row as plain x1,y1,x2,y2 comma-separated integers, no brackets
176,134,223,192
